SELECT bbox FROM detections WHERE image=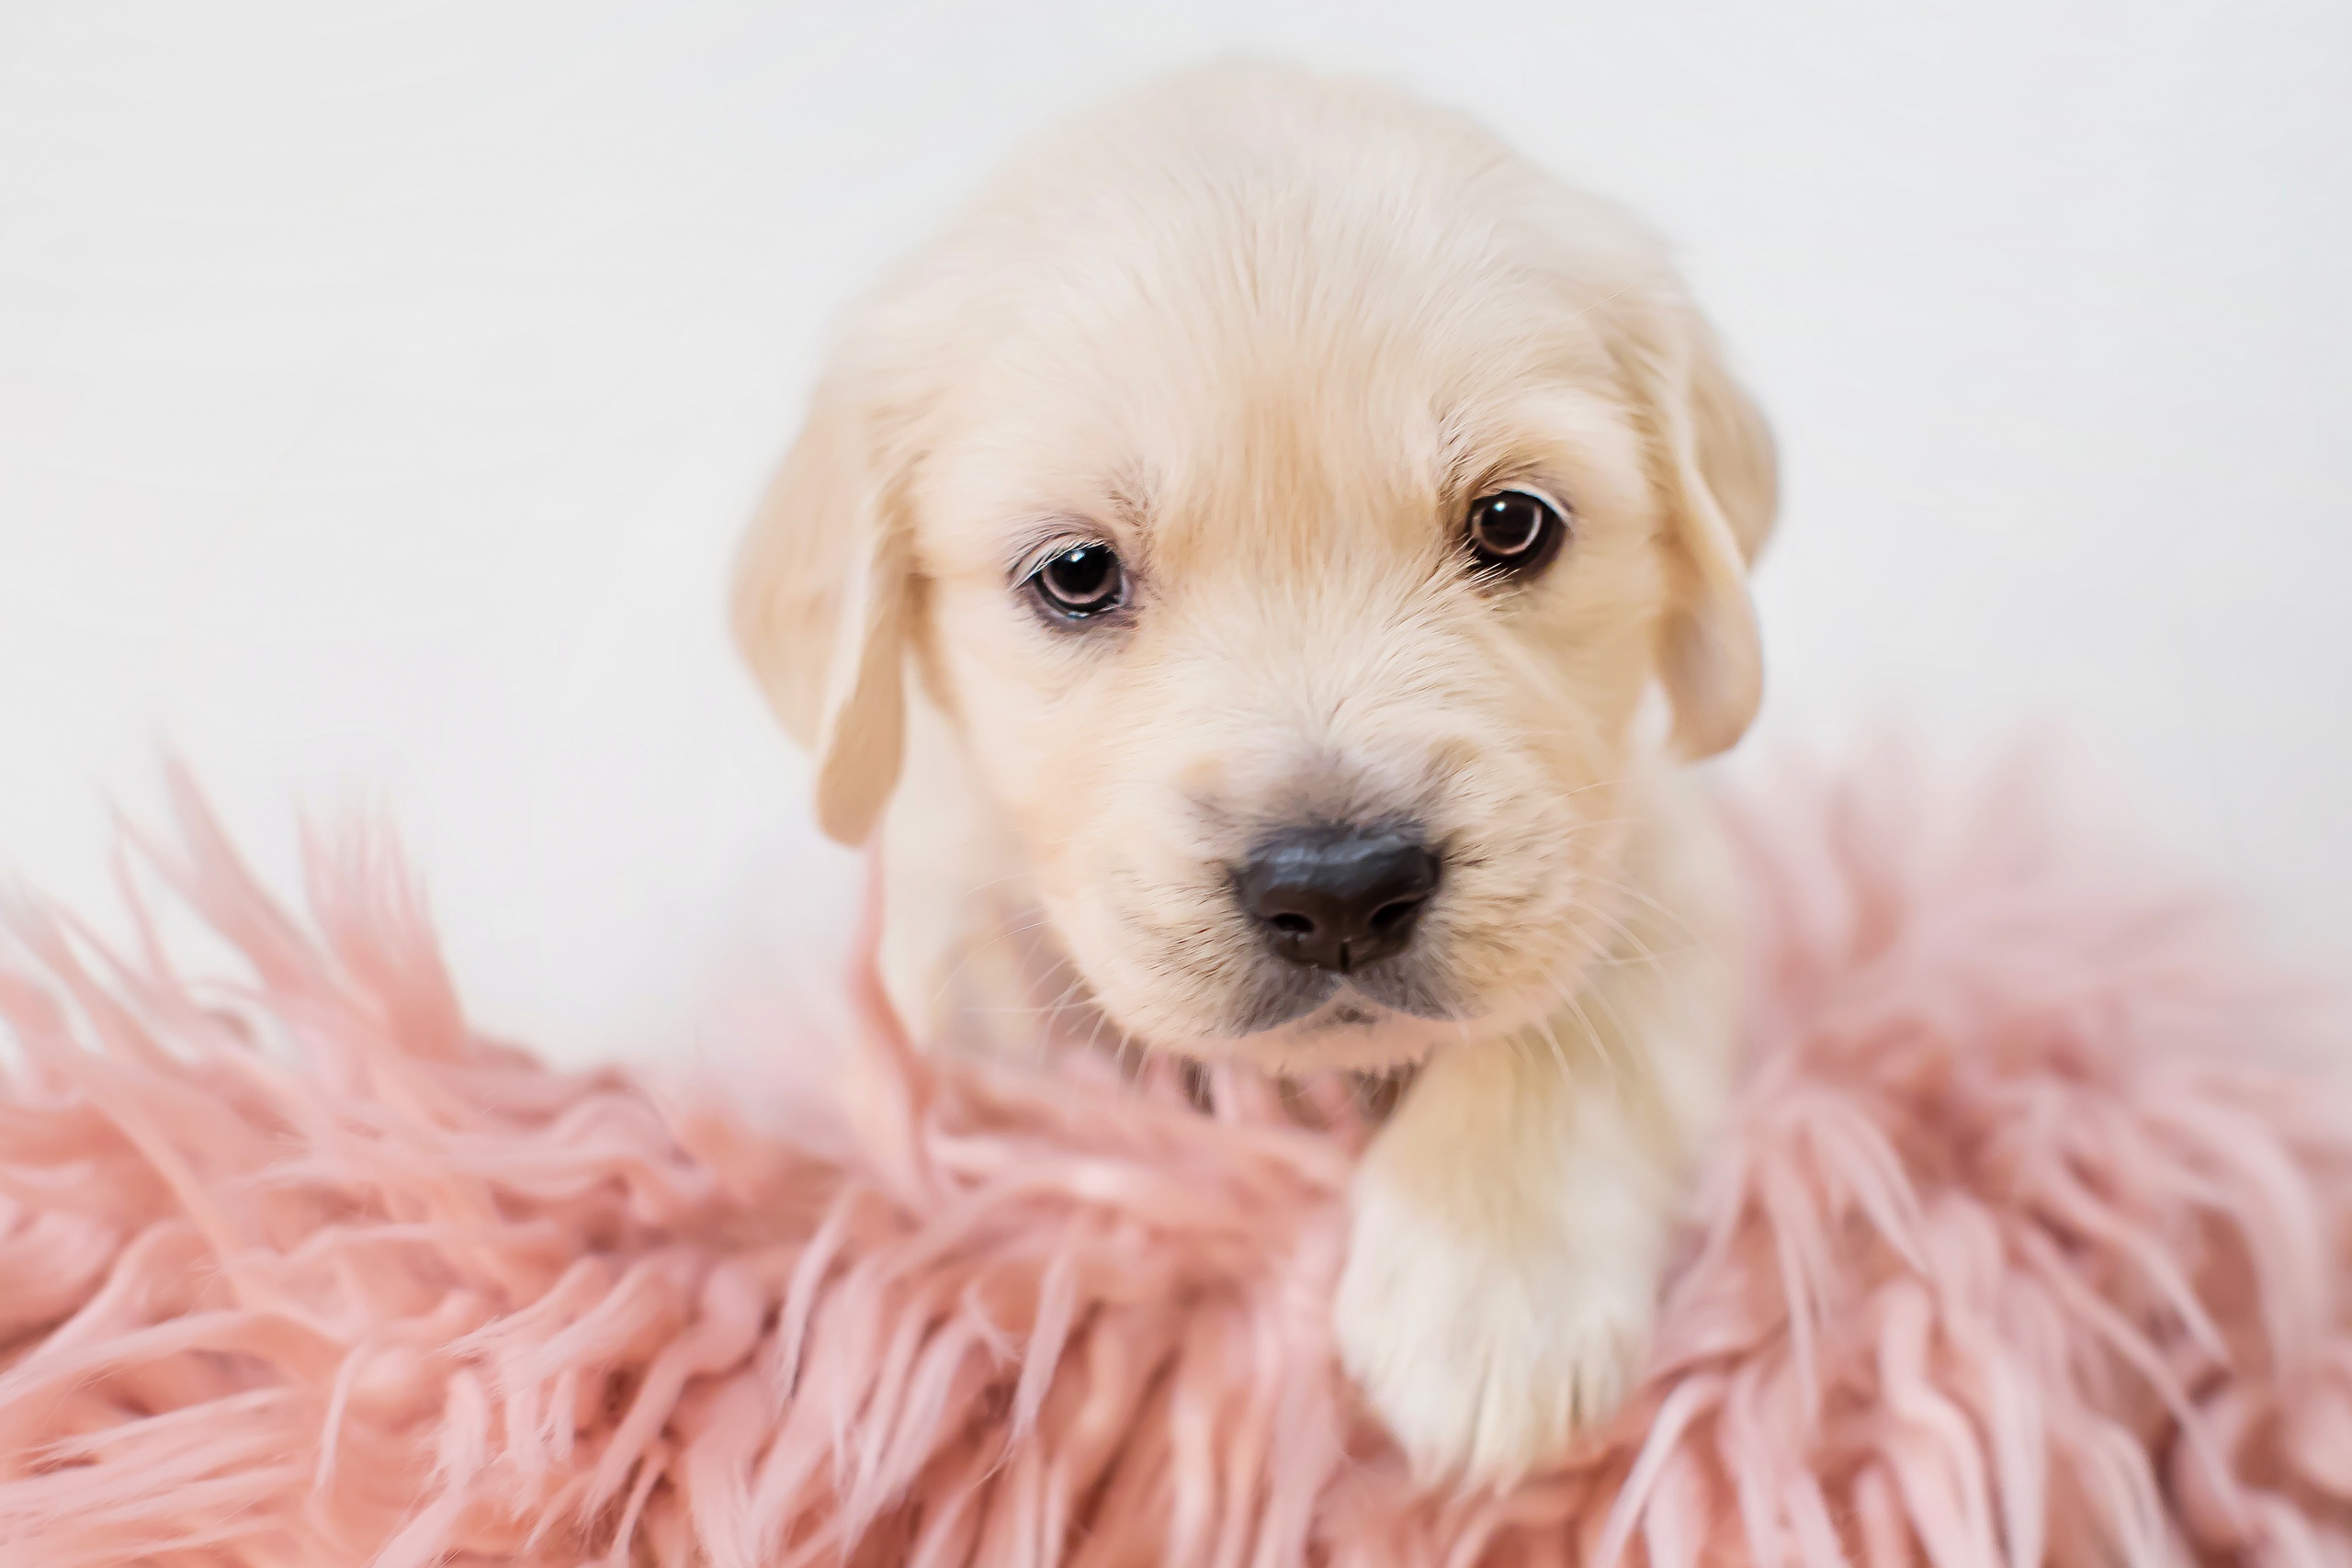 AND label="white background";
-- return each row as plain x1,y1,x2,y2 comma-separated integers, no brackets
3,0,2346,1066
